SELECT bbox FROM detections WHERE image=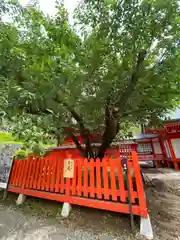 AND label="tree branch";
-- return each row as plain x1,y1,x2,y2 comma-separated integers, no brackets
67,130,86,156
97,104,119,159
25,108,51,116
97,51,146,159
121,107,152,118
53,95,92,156
117,50,147,111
